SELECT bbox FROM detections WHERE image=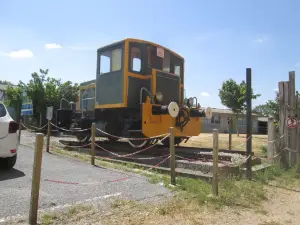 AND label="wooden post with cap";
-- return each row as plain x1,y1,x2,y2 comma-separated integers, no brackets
169,127,176,185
